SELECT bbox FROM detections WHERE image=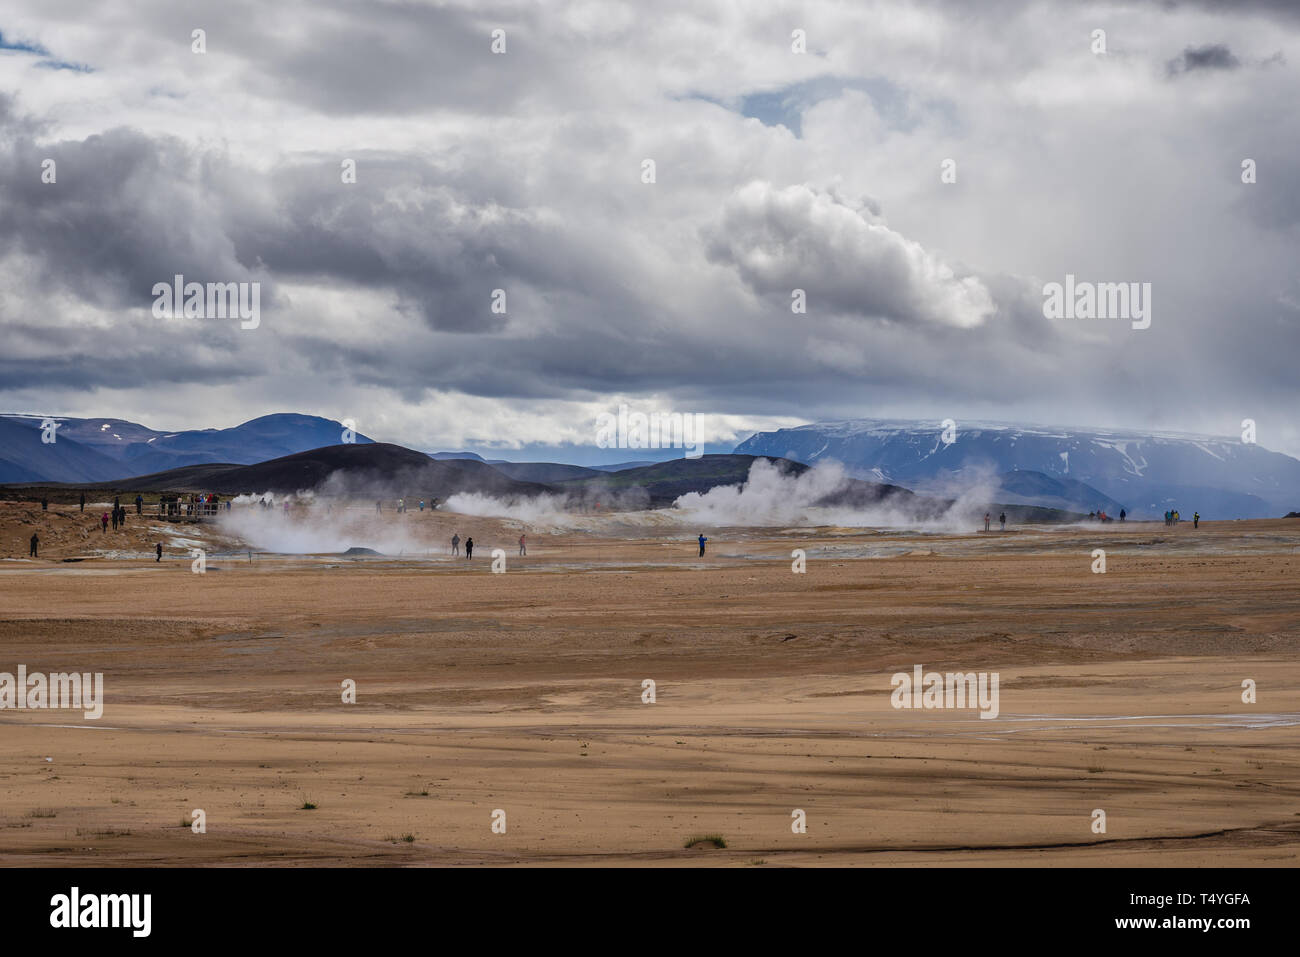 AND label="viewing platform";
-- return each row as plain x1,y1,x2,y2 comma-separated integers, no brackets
155,500,227,523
